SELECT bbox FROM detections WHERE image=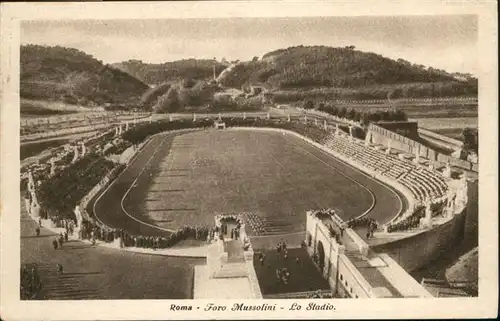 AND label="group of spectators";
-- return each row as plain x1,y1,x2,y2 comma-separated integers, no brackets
20,265,42,300
307,290,335,298
387,206,426,233
79,219,214,249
